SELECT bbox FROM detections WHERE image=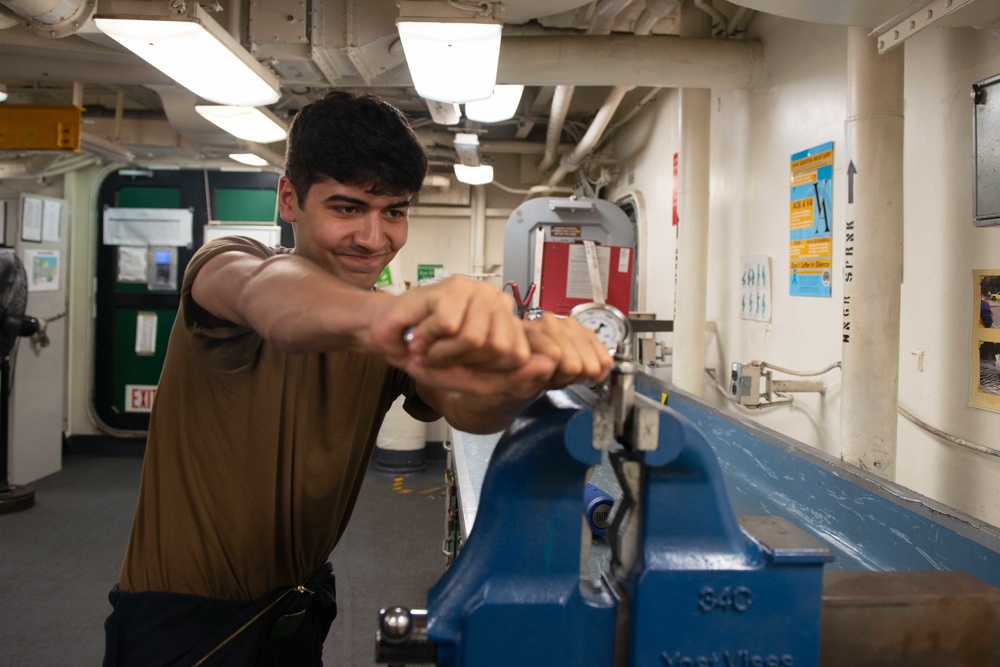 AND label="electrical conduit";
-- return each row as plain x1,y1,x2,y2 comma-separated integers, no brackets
671,5,712,397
